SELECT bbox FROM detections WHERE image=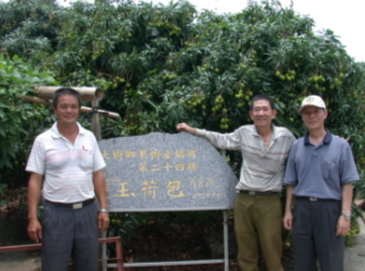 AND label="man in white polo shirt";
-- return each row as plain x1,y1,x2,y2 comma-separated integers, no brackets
26,87,109,271
177,94,295,271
